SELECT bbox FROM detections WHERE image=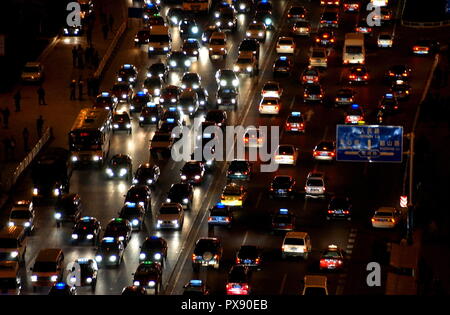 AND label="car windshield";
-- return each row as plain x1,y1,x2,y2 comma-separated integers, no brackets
183,42,198,49
224,186,241,195
278,146,294,155
307,179,323,187
169,184,189,195
323,250,341,258
113,114,129,122
211,208,229,216
273,215,291,223
237,58,252,64
183,163,201,172
312,51,325,58
379,34,391,40
112,84,129,91
160,206,180,215
290,7,305,15
180,97,194,105
229,268,247,282
206,111,224,121
136,167,154,177
10,210,31,219
262,99,278,105
317,142,334,150
294,21,309,27
229,161,249,171
24,66,40,72
248,24,263,30
121,207,141,217
183,74,198,82
153,134,171,142
346,46,362,54
284,238,304,245
106,222,127,233
376,211,393,217
149,35,170,42
239,246,257,257
304,287,327,295
0,239,18,248
279,39,293,45
33,262,57,272
195,240,218,253
56,198,75,210
240,41,257,50
100,242,119,250
210,38,225,45
273,176,292,185
111,156,129,166
142,239,162,250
